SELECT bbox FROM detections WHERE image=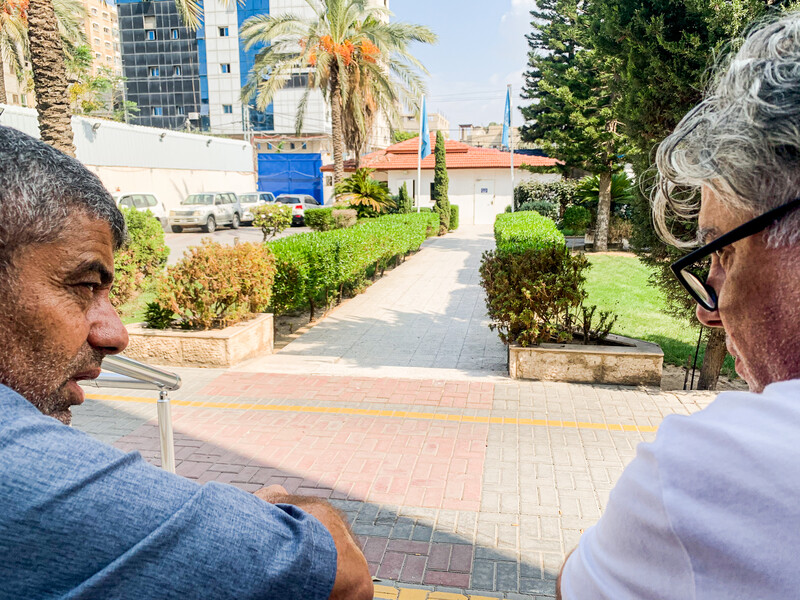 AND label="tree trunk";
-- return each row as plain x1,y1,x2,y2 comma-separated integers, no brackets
27,0,75,156
329,66,346,188
0,64,7,105
594,171,612,252
698,327,727,390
